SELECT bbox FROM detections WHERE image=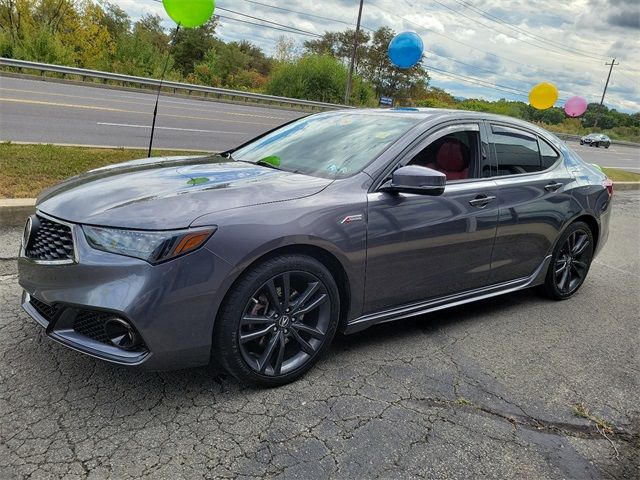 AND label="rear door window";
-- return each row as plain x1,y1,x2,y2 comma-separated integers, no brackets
490,124,542,176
